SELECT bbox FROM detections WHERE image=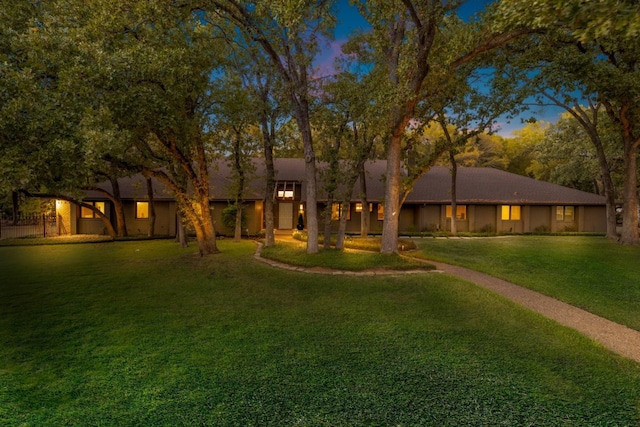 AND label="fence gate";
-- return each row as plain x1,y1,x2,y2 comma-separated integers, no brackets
0,213,58,240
